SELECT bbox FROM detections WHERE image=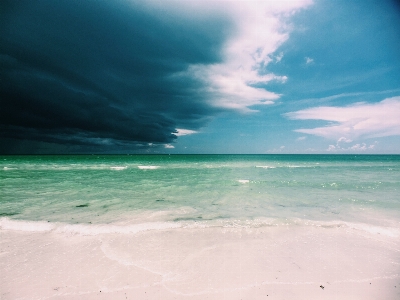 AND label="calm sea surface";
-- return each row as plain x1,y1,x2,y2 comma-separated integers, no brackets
1,155,399,228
